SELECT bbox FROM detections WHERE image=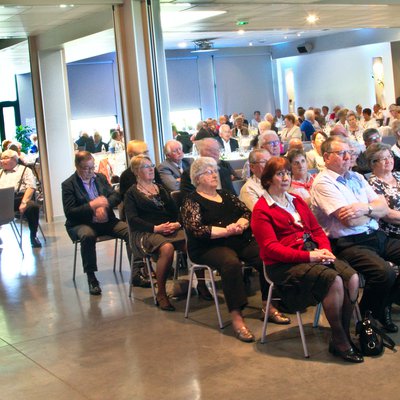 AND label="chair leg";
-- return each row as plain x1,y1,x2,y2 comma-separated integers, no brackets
261,282,274,344
184,266,196,318
313,303,322,328
38,223,46,242
119,239,123,272
296,311,310,358
208,267,224,329
73,242,78,281
10,221,24,256
145,256,157,305
113,239,118,272
173,251,180,281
